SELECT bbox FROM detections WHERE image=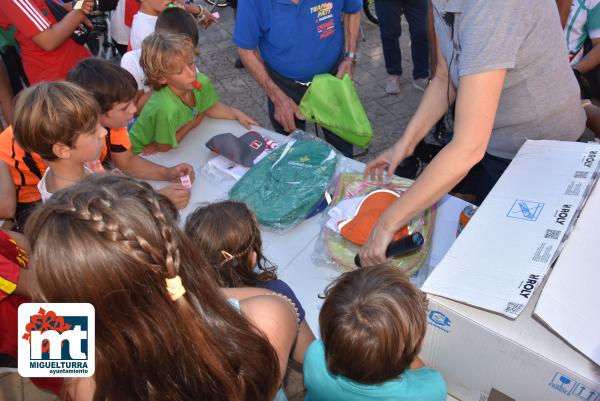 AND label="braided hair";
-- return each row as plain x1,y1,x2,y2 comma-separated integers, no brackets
25,175,280,401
